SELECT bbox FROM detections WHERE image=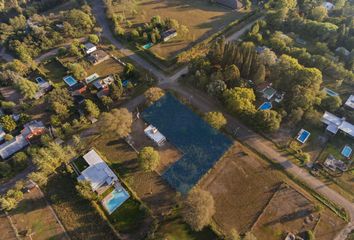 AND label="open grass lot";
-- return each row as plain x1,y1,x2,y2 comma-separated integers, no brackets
252,184,345,240
86,57,124,78
43,172,118,240
38,58,67,86
113,0,247,59
198,143,346,239
0,212,17,240
5,186,67,240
